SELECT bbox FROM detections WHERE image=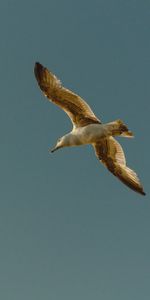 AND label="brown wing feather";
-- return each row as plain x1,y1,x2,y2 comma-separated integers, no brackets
34,62,101,127
93,137,145,195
